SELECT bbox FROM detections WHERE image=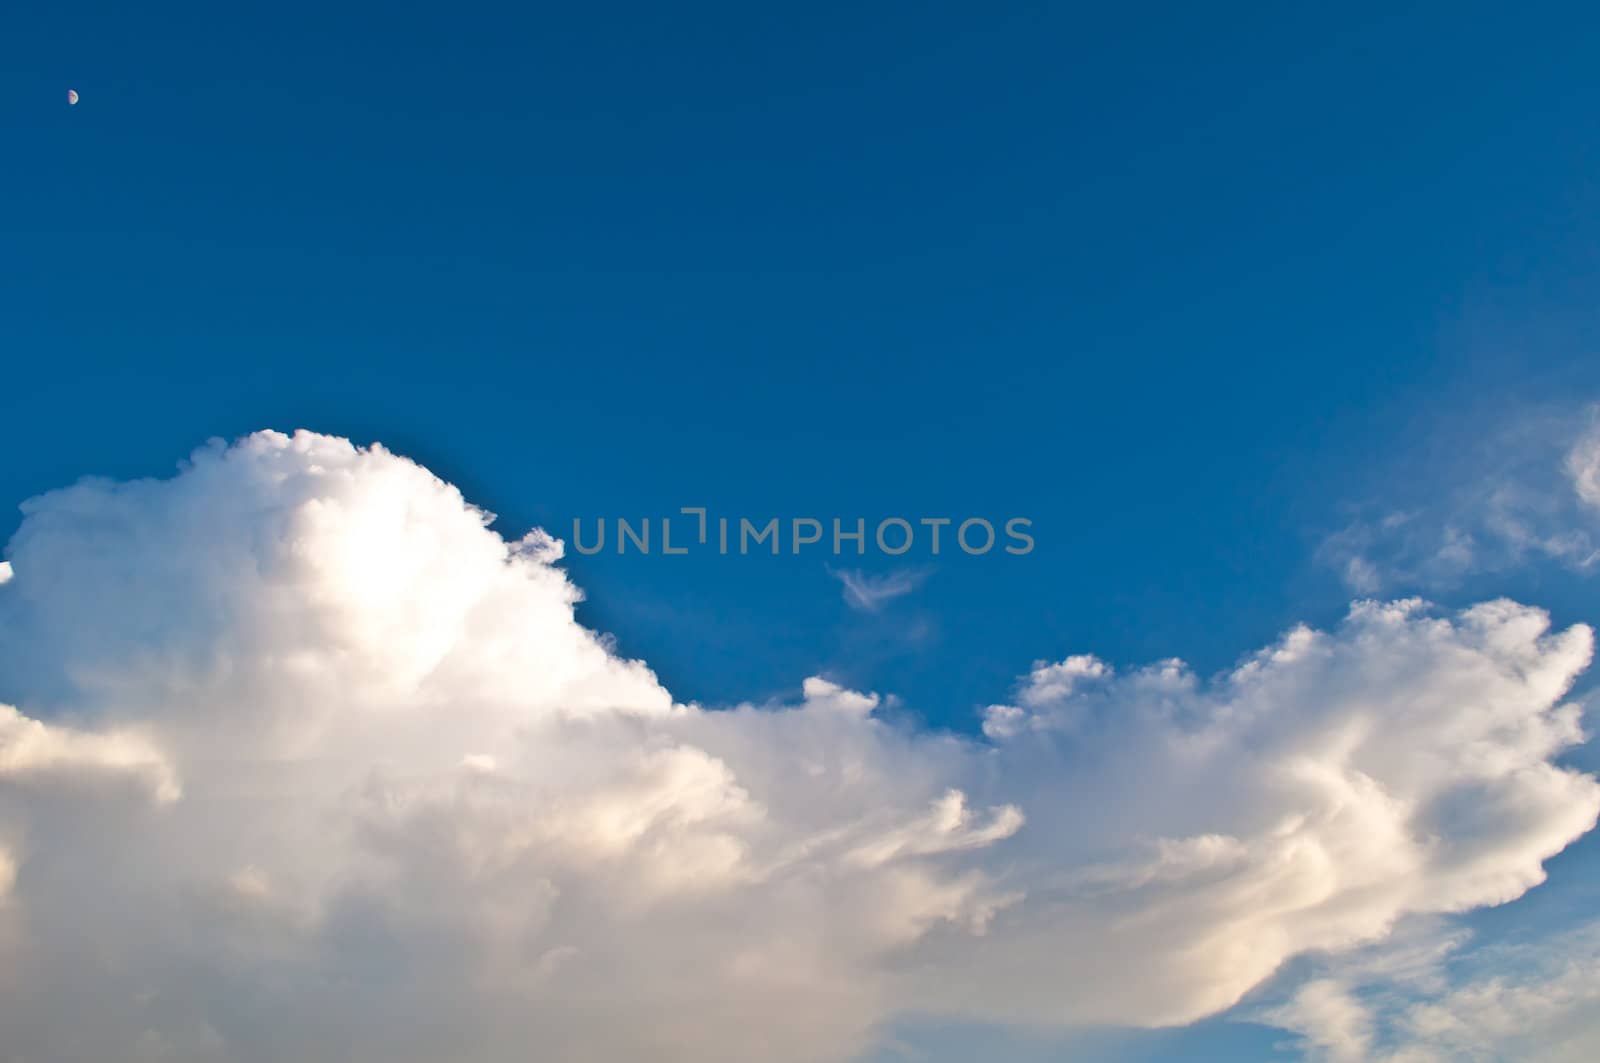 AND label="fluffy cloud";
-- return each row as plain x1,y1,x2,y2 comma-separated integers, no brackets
0,430,1596,1061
